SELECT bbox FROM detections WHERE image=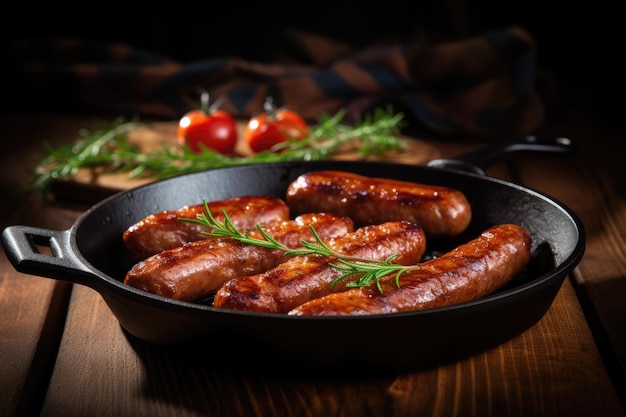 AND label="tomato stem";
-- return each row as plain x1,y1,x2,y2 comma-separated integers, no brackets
198,90,226,114
199,90,210,113
263,96,277,119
